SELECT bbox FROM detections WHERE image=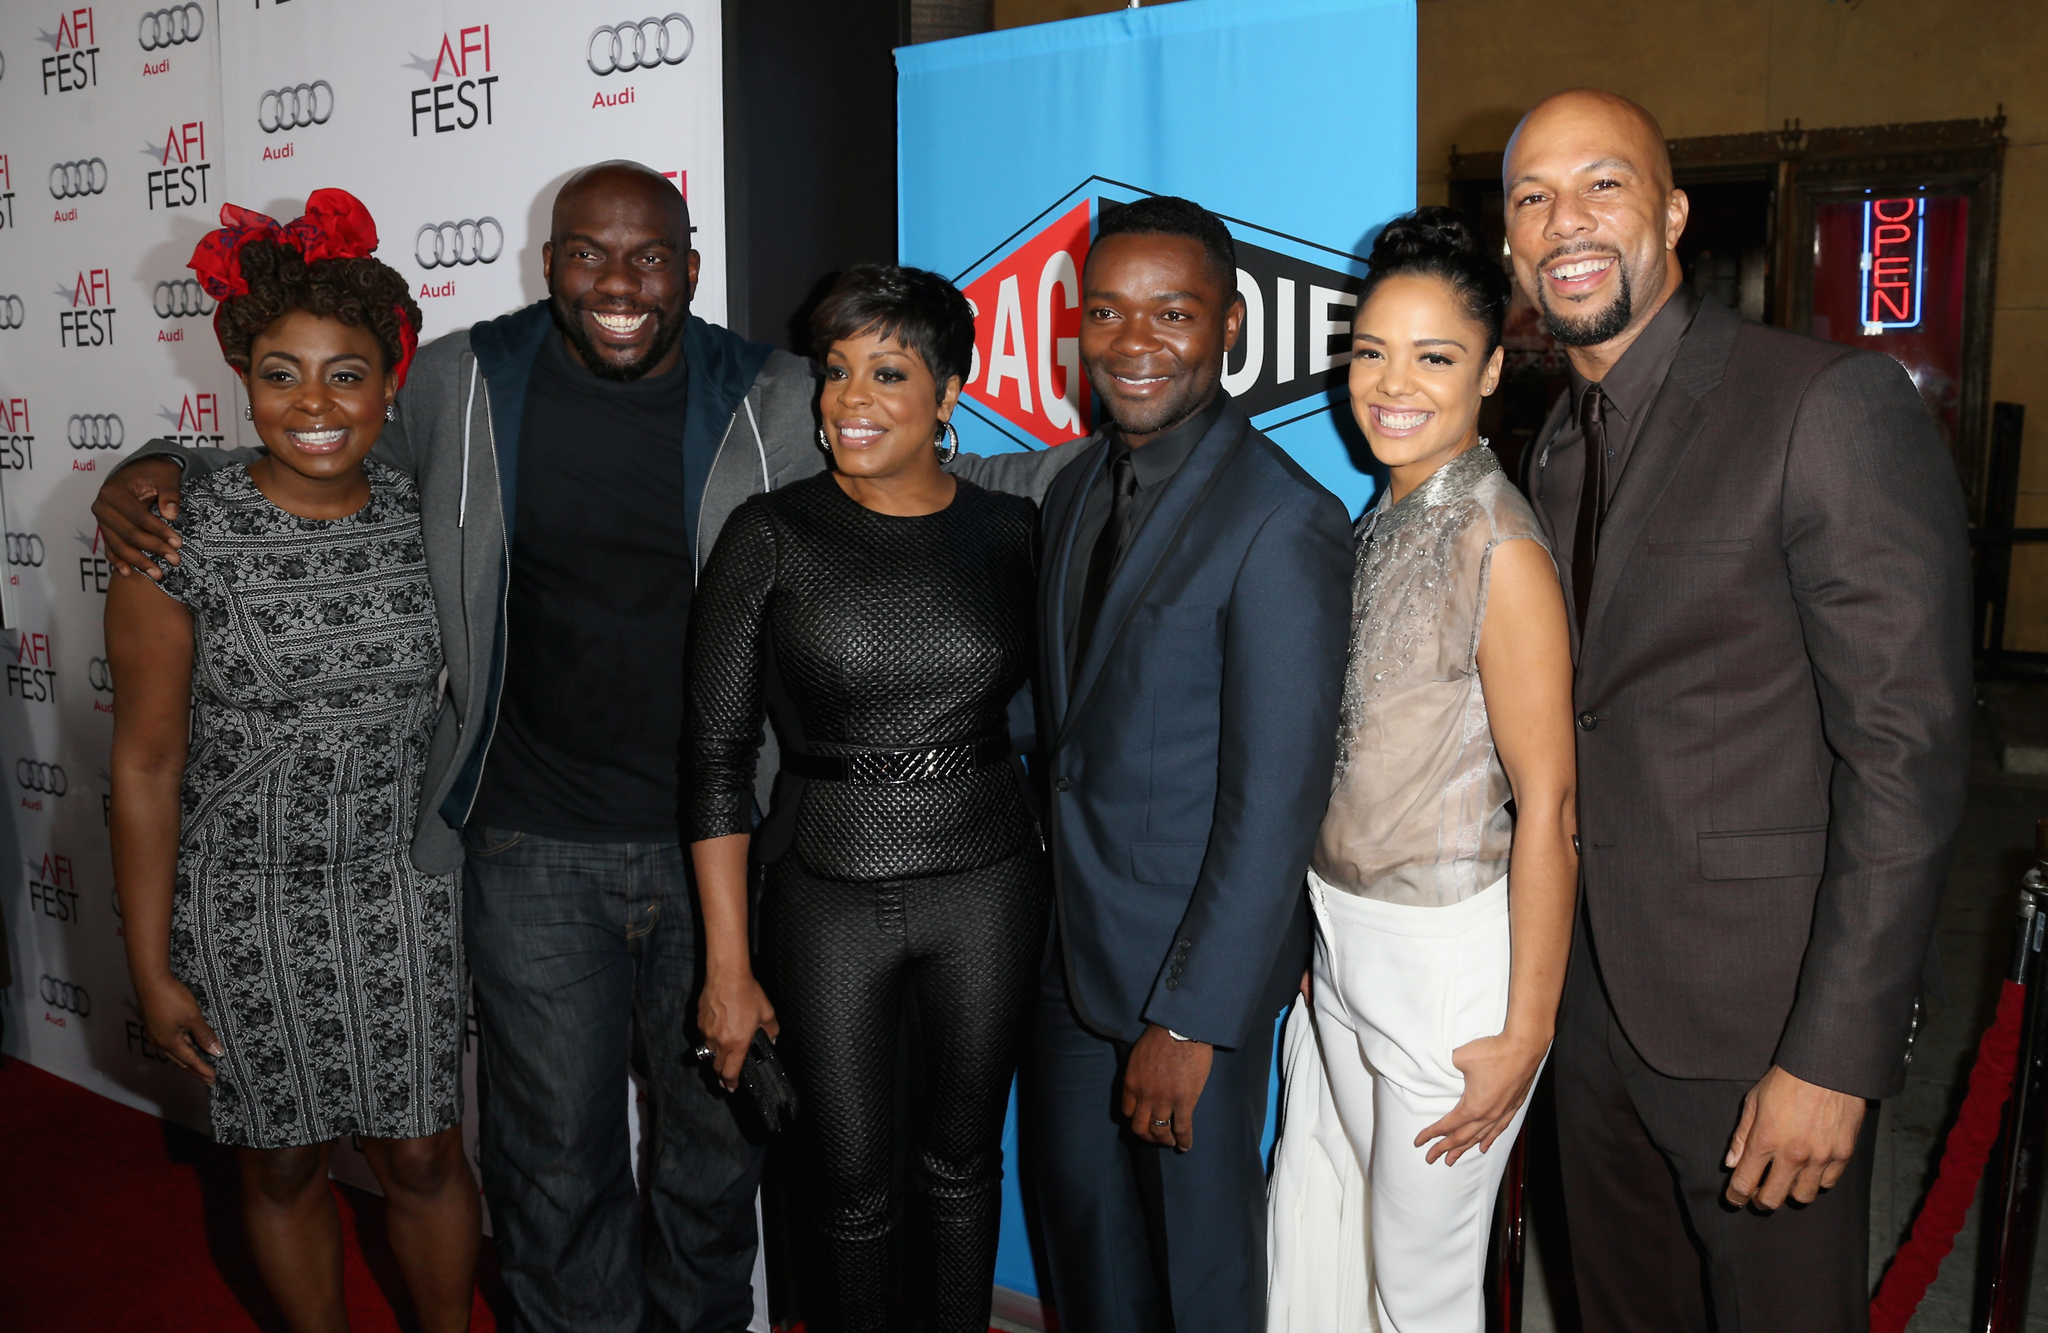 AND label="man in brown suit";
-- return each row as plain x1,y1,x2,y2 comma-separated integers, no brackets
1508,90,1973,1330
